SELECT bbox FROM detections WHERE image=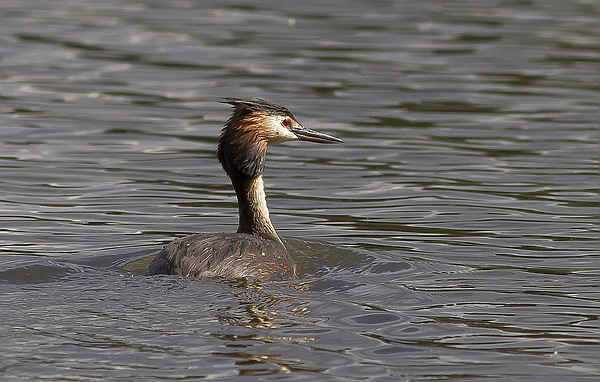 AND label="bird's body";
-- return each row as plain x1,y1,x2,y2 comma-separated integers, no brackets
145,233,294,279
145,98,342,279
